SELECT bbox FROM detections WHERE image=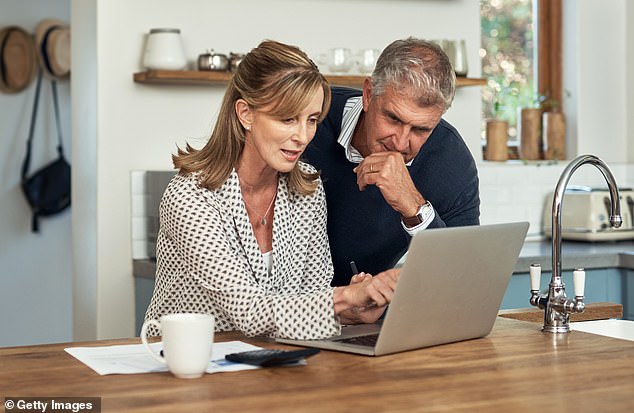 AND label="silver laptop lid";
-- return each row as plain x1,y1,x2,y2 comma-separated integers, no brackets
277,222,529,356
374,222,529,355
